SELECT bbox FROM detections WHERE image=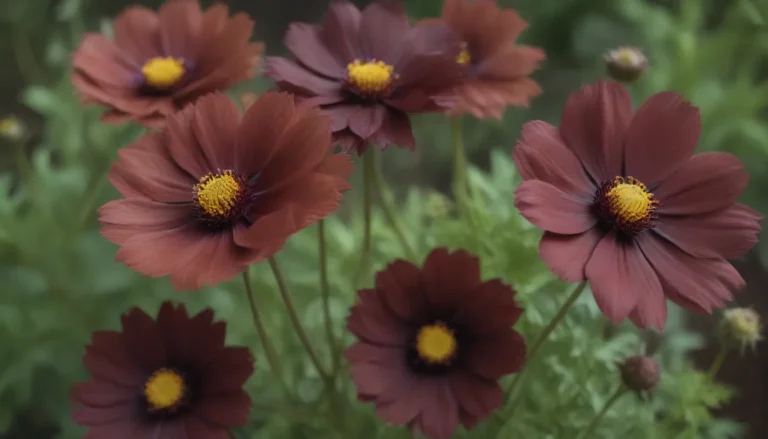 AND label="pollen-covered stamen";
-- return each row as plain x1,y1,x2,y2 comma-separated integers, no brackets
142,57,186,89
594,176,659,236
193,170,249,226
144,368,187,412
344,59,397,99
456,44,471,66
415,321,457,365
